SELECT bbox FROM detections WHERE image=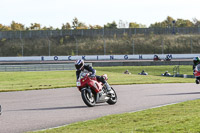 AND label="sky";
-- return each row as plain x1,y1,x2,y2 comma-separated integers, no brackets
0,0,200,28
